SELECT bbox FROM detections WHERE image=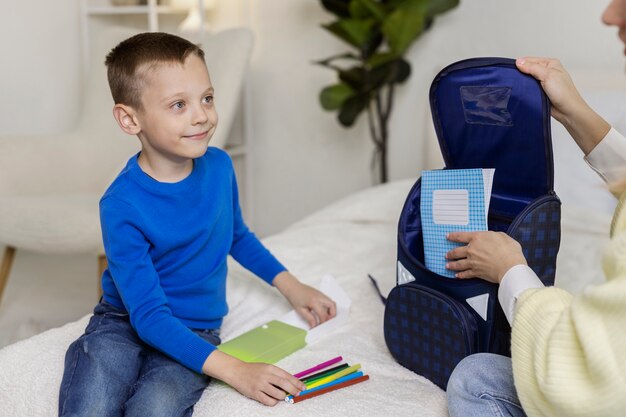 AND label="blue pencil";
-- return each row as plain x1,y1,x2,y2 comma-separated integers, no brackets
285,371,364,401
